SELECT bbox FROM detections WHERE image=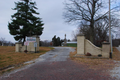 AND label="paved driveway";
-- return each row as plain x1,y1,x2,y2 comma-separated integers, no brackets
0,47,114,80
